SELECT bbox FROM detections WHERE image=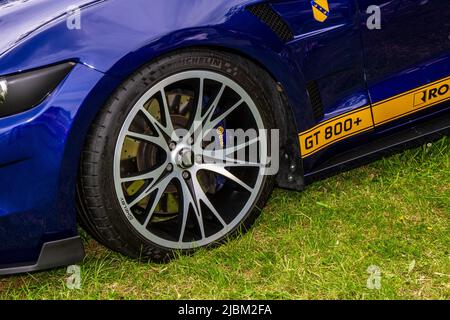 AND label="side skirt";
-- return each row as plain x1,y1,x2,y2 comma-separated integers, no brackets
305,112,450,184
